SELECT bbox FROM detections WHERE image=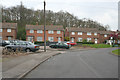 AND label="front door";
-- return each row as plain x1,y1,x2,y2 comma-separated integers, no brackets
58,37,61,43
95,38,98,44
71,38,74,42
